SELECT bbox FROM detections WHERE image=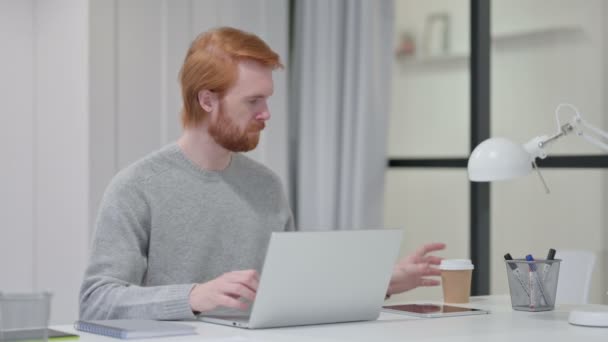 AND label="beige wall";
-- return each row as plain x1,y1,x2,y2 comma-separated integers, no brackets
490,0,607,304
387,0,470,303
384,169,469,303
386,0,607,304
